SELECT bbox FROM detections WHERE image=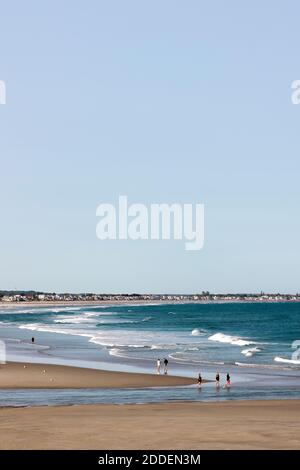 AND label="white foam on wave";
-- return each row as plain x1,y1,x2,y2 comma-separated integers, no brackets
19,323,94,338
54,315,97,324
274,356,300,365
209,332,256,347
96,319,139,324
83,311,120,317
109,343,181,360
95,316,151,325
235,361,291,370
51,310,126,325
0,306,85,316
108,347,148,360
150,343,177,350
169,352,193,363
18,322,164,350
191,328,206,336
241,347,261,357
109,348,126,358
52,307,81,313
19,323,126,348
53,311,144,325
169,352,224,365
88,337,121,347
2,308,60,315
